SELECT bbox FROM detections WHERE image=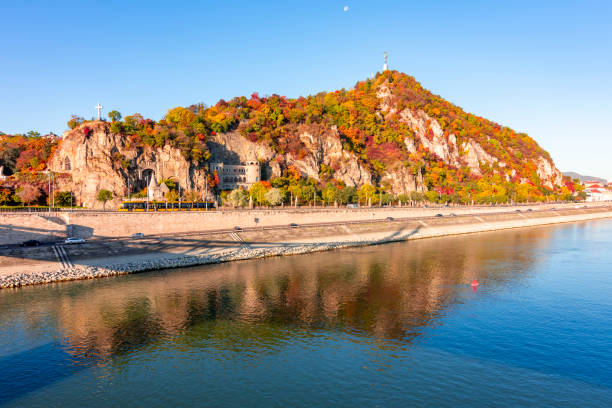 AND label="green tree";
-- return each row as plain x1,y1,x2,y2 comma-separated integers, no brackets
97,189,113,210
54,191,73,207
108,110,122,122
338,186,357,204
